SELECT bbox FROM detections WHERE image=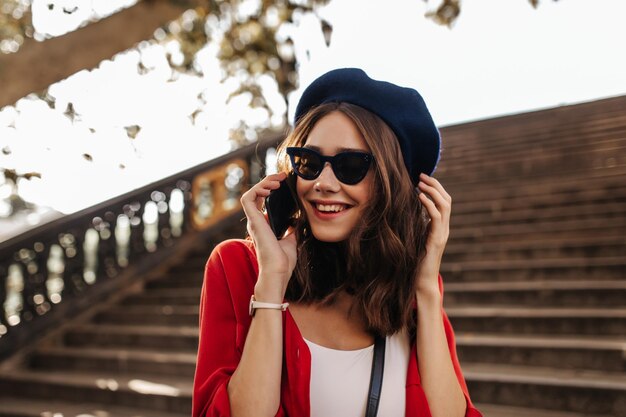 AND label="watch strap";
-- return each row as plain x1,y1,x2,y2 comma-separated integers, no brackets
249,295,289,316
